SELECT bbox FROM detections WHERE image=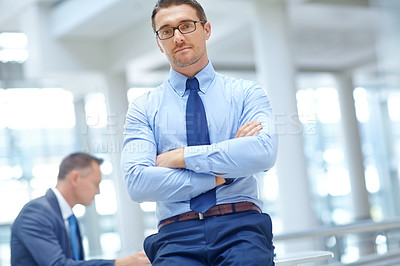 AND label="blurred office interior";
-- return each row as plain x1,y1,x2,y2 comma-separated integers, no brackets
0,0,400,265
